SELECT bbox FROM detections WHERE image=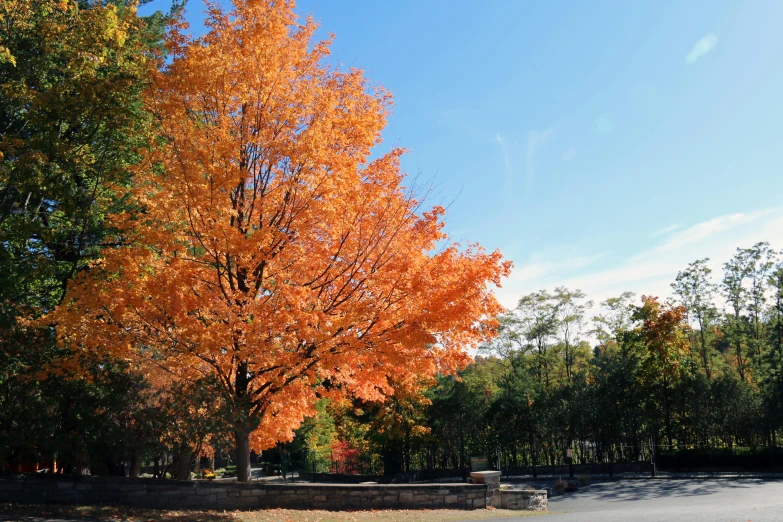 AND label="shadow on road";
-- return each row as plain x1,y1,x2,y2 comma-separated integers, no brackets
547,478,765,504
